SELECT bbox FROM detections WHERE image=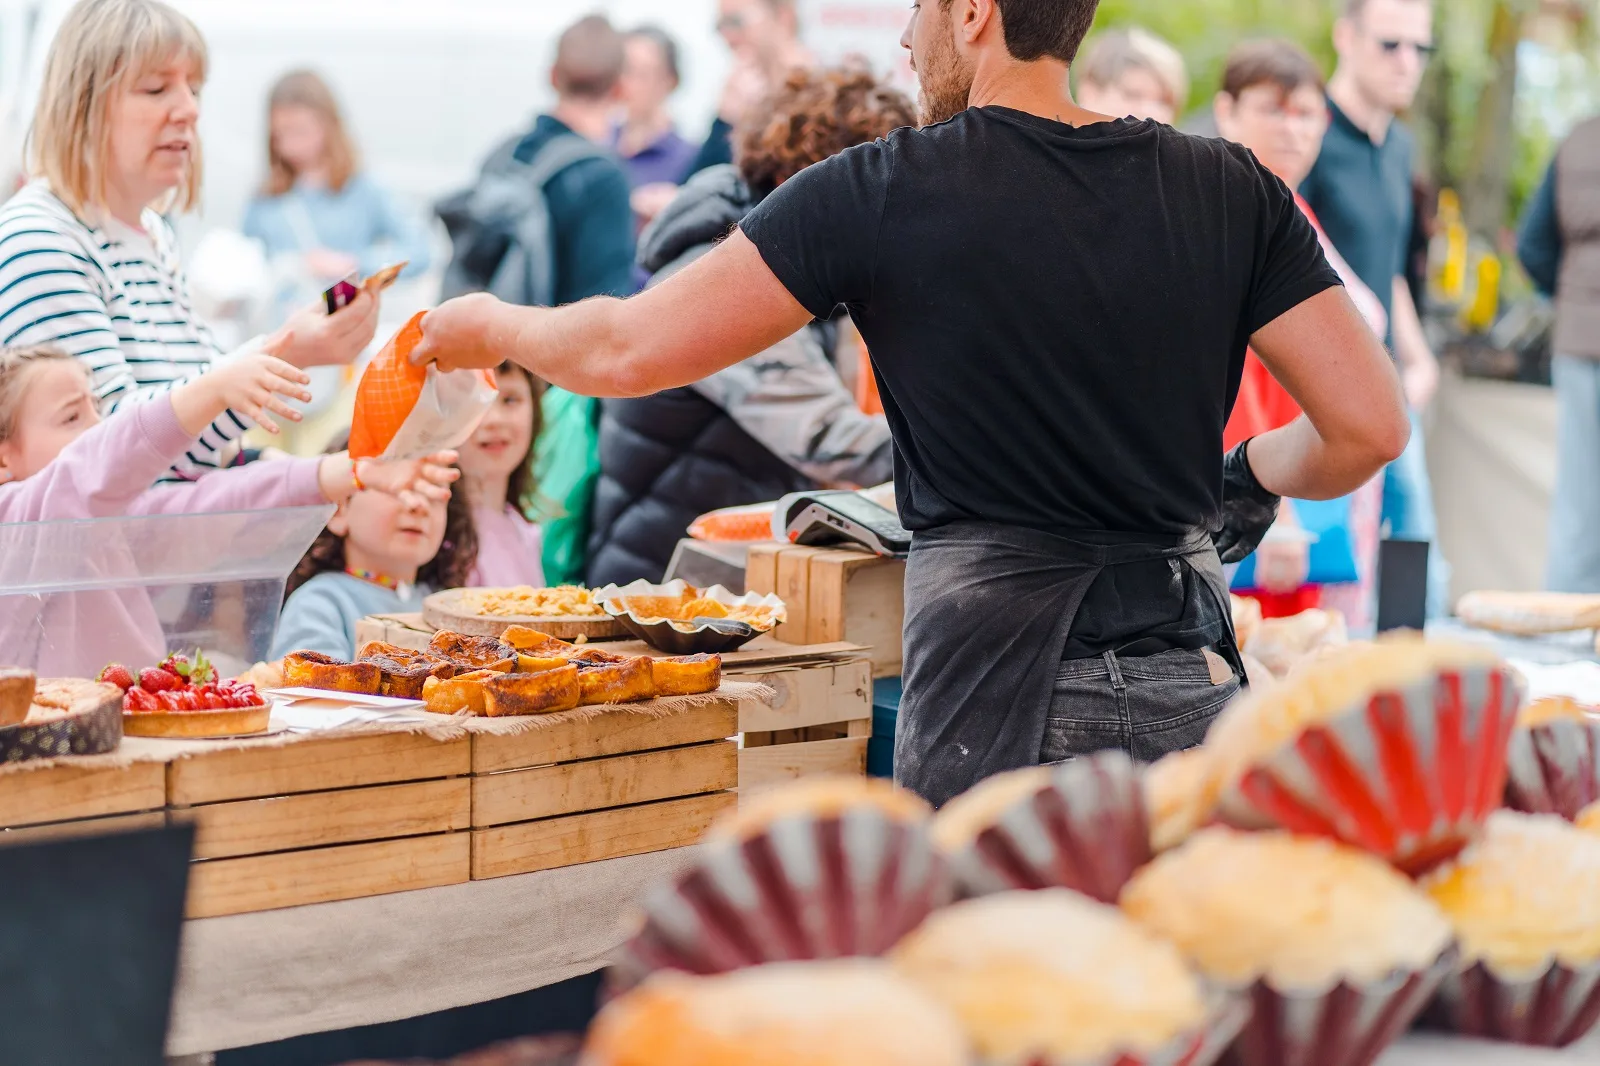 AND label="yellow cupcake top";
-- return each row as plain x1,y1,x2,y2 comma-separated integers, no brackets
892,890,1207,1064
930,767,1053,852
1518,696,1597,729
1200,637,1501,814
708,777,931,843
1121,828,1452,991
583,960,970,1066
1578,803,1600,836
1422,811,1600,979
1144,748,1213,853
